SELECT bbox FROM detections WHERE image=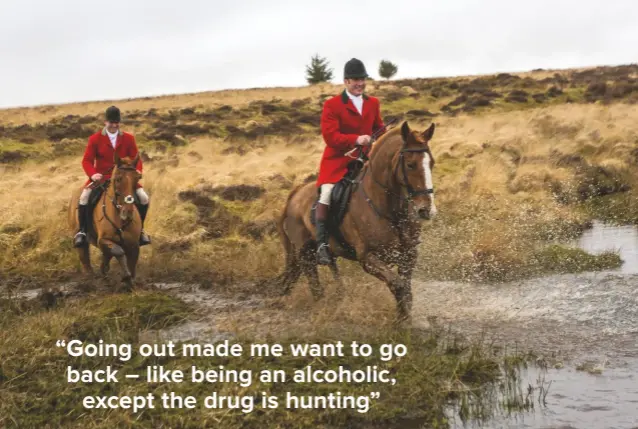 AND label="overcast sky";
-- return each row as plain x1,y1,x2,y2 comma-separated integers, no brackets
1,0,637,108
